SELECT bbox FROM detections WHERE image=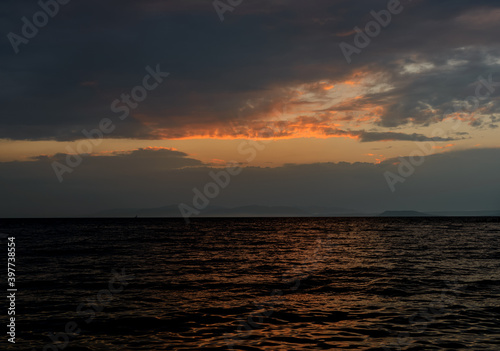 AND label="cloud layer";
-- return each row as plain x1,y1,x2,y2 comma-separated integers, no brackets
2,0,500,141
1,147,498,217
